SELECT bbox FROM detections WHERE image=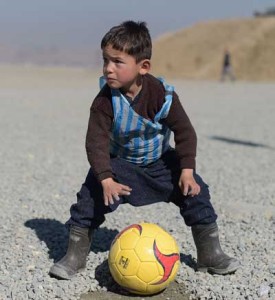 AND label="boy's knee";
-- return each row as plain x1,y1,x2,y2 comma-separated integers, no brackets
194,173,207,186
193,173,210,198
